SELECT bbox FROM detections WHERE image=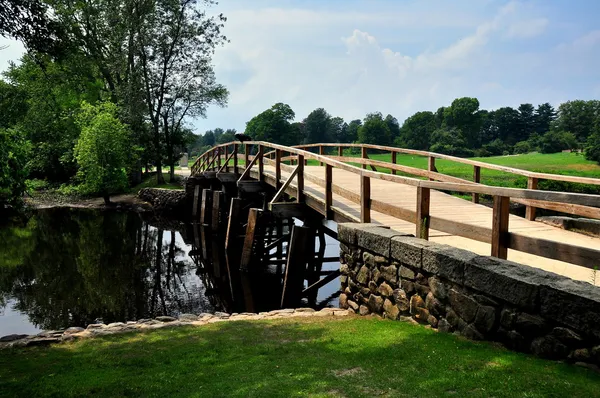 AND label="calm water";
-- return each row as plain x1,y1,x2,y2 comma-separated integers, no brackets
0,209,340,336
